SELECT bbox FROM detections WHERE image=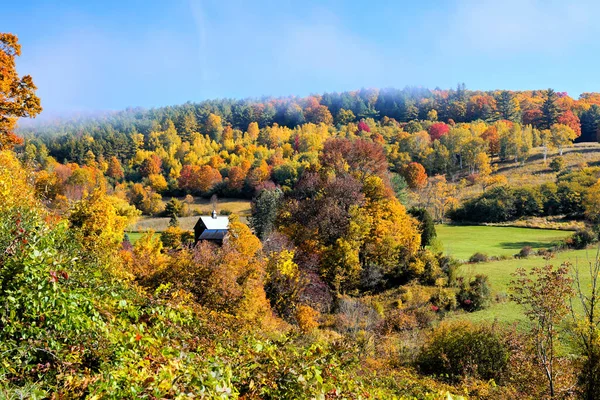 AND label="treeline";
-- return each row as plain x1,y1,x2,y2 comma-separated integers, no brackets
17,88,588,217
450,165,600,223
